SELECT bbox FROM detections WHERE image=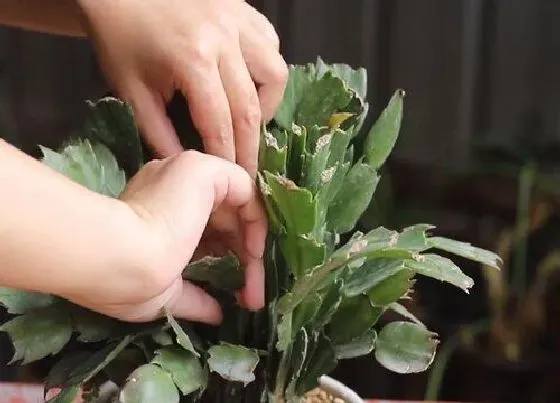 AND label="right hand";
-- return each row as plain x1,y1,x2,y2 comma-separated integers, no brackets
79,0,289,177
61,151,267,325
